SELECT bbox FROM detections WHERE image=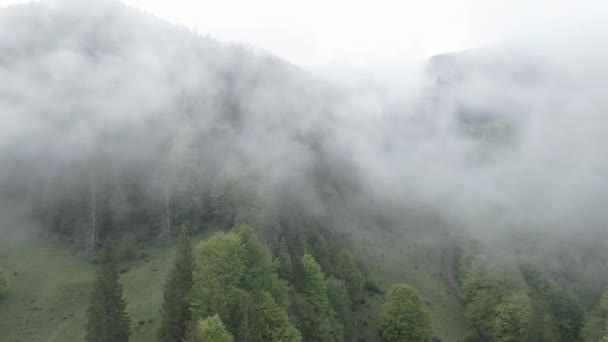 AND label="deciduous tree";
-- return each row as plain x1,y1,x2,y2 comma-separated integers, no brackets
493,291,533,342
191,225,295,341
380,284,432,342
198,315,233,342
